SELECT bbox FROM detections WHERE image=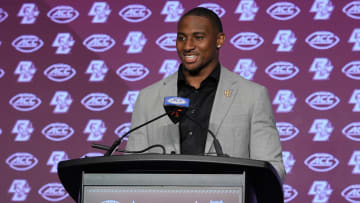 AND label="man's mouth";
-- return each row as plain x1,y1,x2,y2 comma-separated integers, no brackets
183,54,198,63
